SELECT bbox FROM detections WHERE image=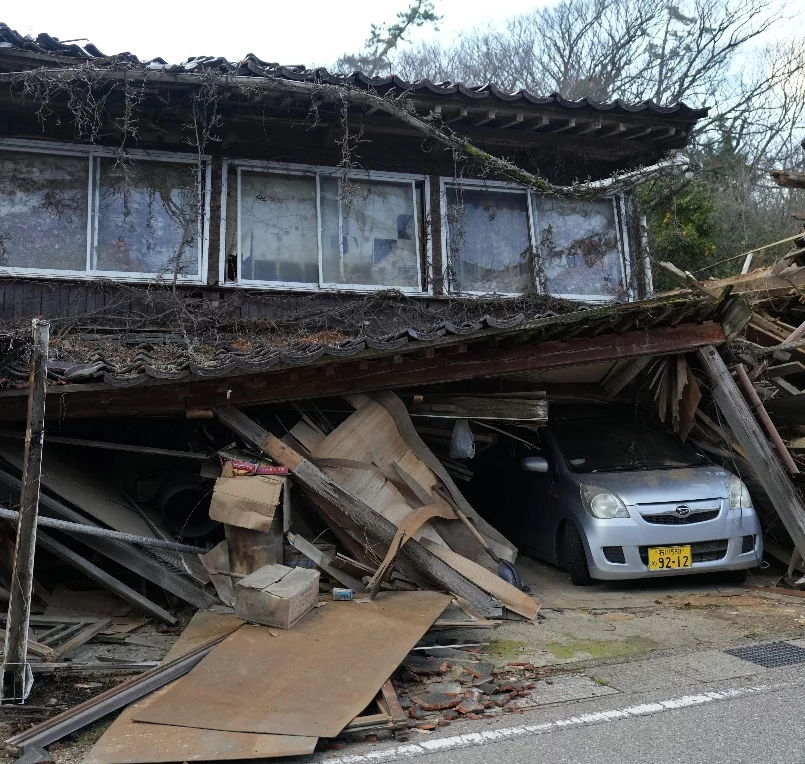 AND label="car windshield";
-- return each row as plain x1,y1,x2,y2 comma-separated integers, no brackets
551,416,710,473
